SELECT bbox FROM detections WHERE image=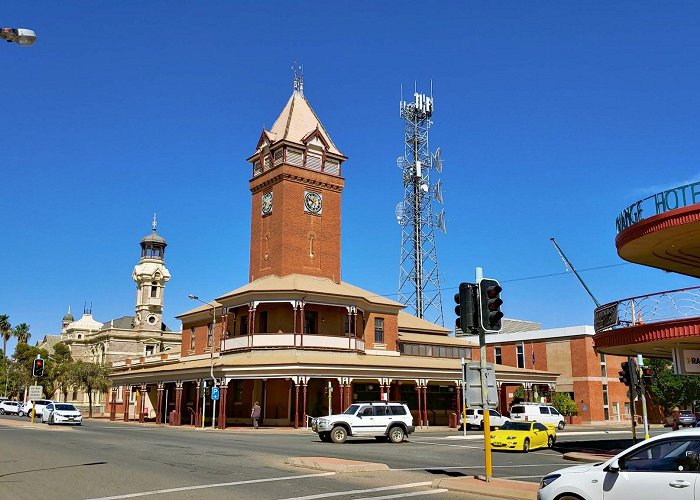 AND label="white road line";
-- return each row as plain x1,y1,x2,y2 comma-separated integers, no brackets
277,482,432,500
414,441,484,449
354,489,448,499
85,472,336,500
